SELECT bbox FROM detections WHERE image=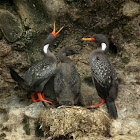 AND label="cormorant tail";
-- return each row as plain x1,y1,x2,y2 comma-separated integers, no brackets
106,101,118,119
10,68,25,87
